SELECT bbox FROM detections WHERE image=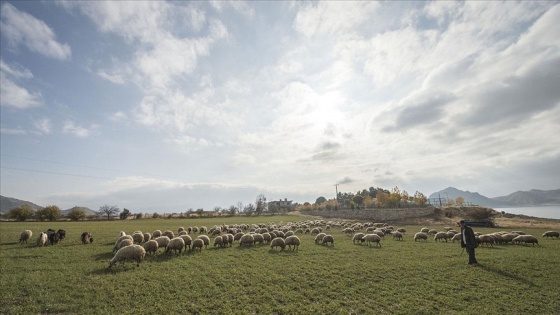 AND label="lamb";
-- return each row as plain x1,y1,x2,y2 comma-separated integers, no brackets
179,235,193,251
191,238,204,252
19,230,32,244
166,237,186,255
199,226,207,234
197,235,210,249
414,232,428,242
434,232,449,242
270,237,286,250
154,236,171,252
81,232,93,245
363,234,381,247
311,228,321,235
542,231,559,239
143,240,159,256
315,233,327,244
109,244,146,268
321,235,334,246
36,232,47,246
513,235,539,246
284,235,300,251
352,233,365,245
239,234,254,247
392,231,403,241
